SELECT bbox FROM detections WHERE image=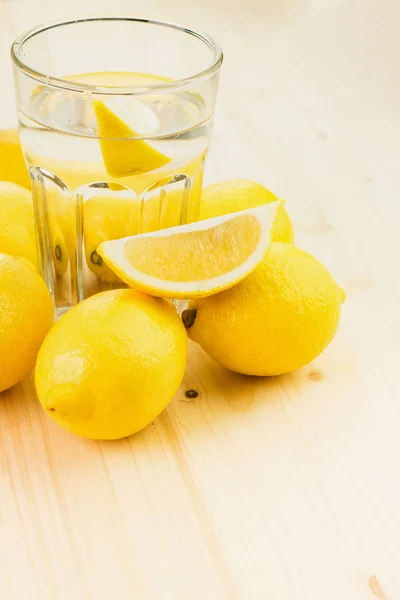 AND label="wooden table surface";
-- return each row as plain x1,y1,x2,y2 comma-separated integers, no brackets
1,1,400,598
